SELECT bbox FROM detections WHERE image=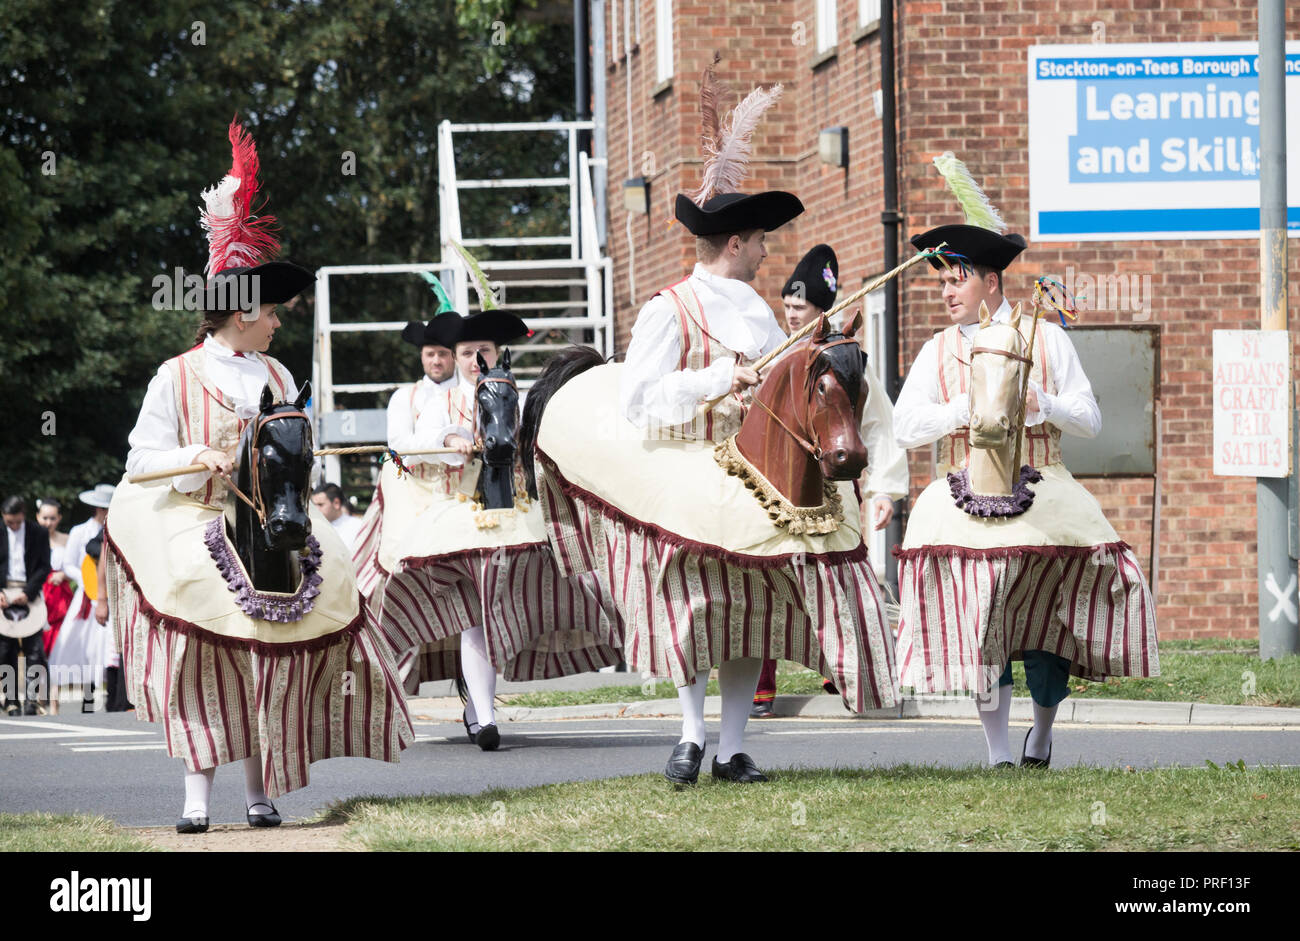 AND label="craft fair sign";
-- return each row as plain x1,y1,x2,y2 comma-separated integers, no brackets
1028,42,1300,241
1213,330,1291,477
